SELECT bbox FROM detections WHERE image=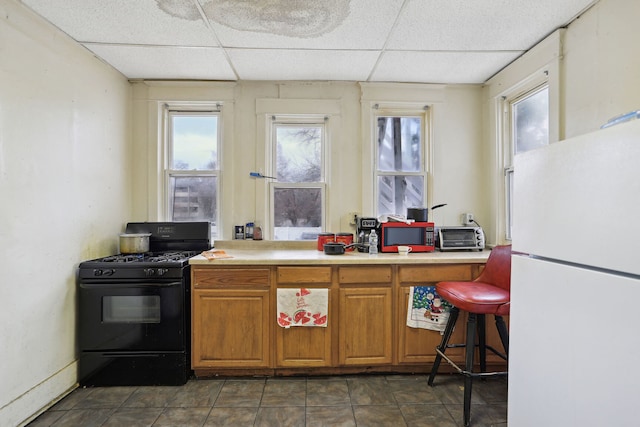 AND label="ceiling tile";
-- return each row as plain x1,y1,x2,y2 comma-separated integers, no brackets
200,0,403,49
227,49,379,81
19,0,596,83
84,45,236,80
23,0,219,46
388,0,596,50
371,51,524,84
